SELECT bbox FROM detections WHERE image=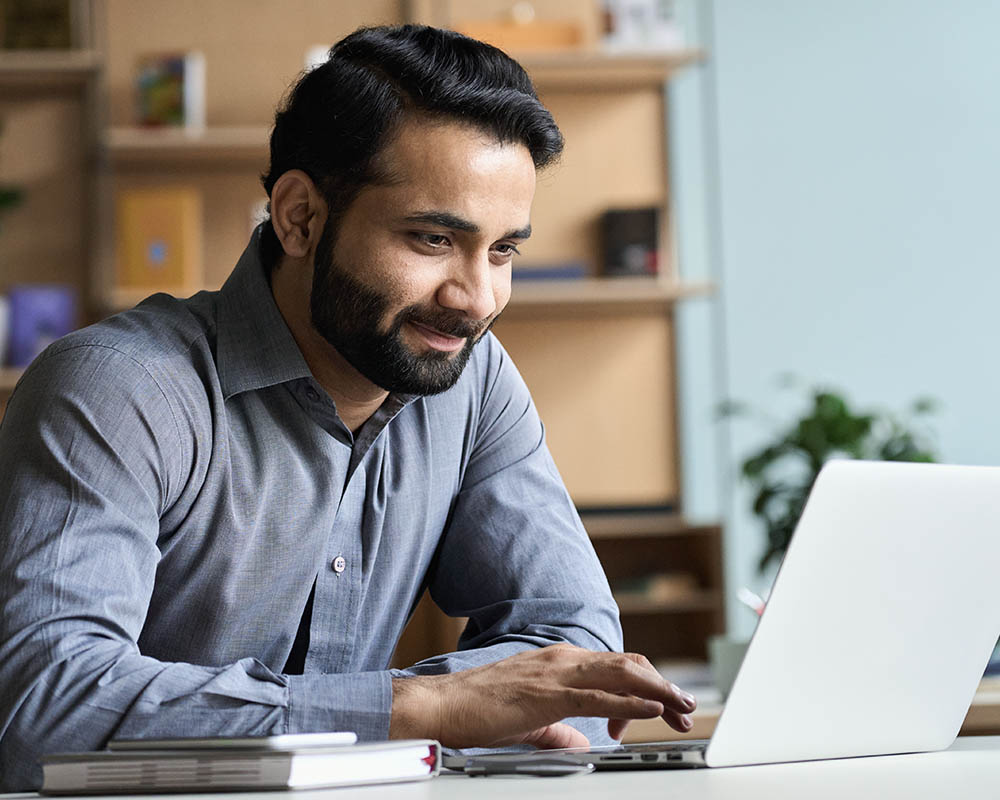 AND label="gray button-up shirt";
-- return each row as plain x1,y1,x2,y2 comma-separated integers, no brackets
0,232,622,790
